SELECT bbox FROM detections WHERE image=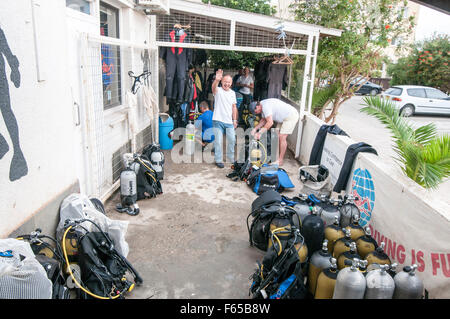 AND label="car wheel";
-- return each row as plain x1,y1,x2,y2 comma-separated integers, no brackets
400,104,414,117
370,89,379,96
